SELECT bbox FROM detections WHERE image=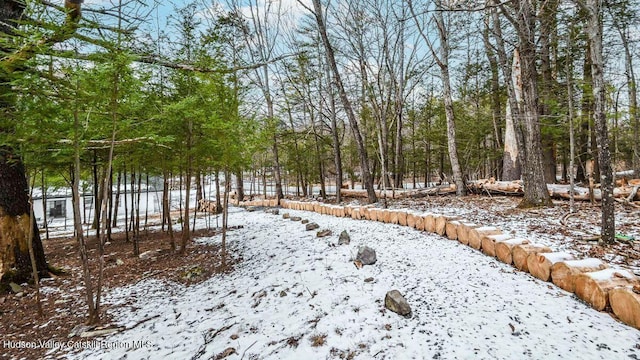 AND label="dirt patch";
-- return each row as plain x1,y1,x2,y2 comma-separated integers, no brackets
0,223,239,360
